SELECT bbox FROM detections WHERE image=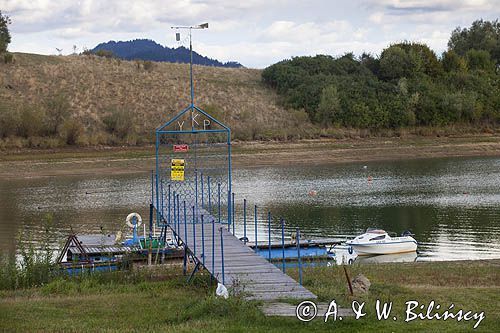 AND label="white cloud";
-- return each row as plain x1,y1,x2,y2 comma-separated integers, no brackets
3,0,499,68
